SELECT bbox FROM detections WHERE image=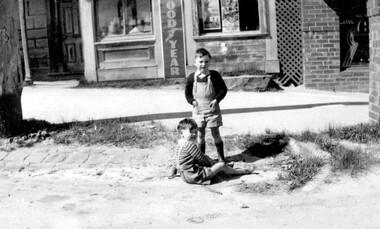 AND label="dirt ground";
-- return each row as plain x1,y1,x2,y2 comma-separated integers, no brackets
1,140,380,229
